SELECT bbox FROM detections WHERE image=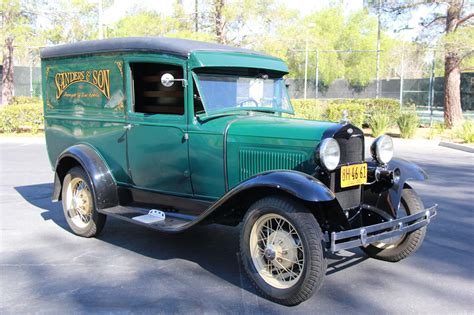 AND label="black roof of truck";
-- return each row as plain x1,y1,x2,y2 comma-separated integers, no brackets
40,37,267,59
